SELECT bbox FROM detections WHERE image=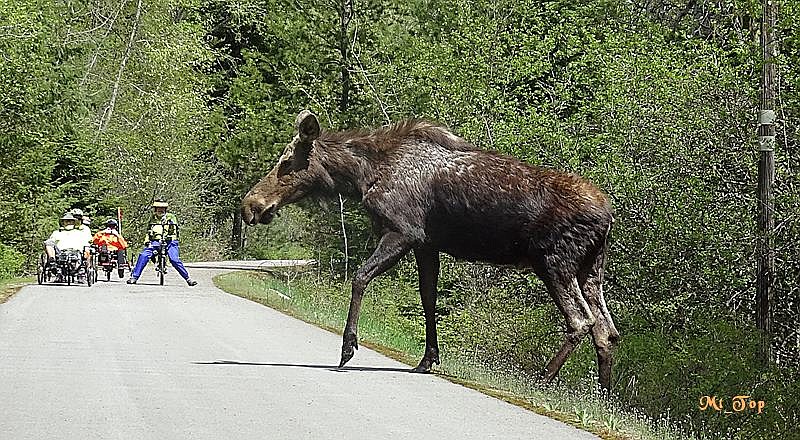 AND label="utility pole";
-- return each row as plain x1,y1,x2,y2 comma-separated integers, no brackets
756,0,778,364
